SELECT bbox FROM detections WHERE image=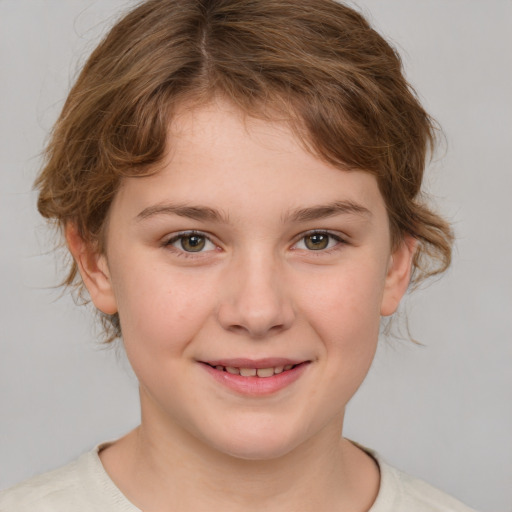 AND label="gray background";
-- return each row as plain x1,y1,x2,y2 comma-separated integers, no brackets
1,1,511,511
